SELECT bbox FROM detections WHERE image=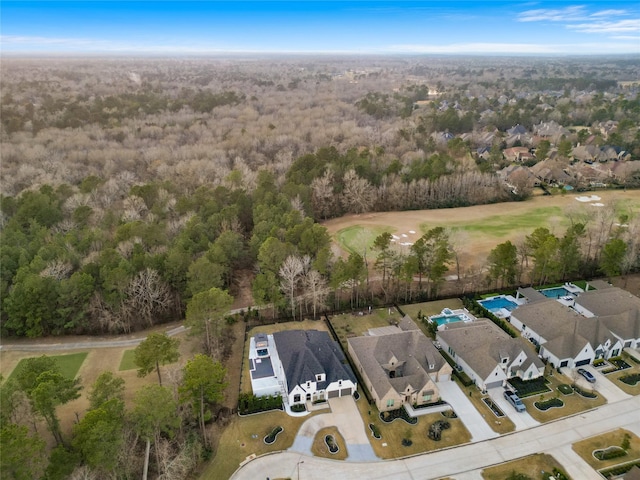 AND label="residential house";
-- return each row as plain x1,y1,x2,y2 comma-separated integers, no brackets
503,146,535,163
530,159,572,186
534,120,569,140
249,330,357,407
348,316,451,412
436,320,544,391
509,286,640,368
